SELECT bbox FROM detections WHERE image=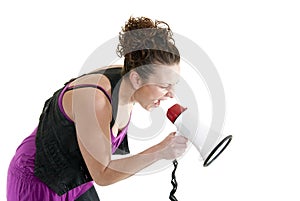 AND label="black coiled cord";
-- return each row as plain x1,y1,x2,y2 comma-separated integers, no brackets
169,159,178,201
